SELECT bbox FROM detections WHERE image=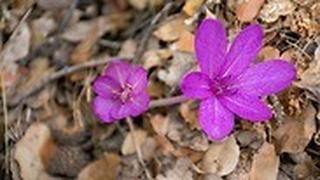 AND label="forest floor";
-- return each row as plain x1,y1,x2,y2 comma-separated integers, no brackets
0,0,320,179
